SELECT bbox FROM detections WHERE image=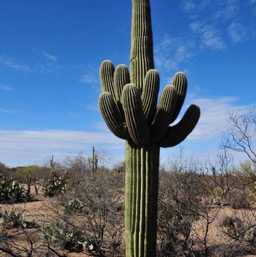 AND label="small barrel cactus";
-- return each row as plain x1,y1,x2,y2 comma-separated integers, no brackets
98,0,200,256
